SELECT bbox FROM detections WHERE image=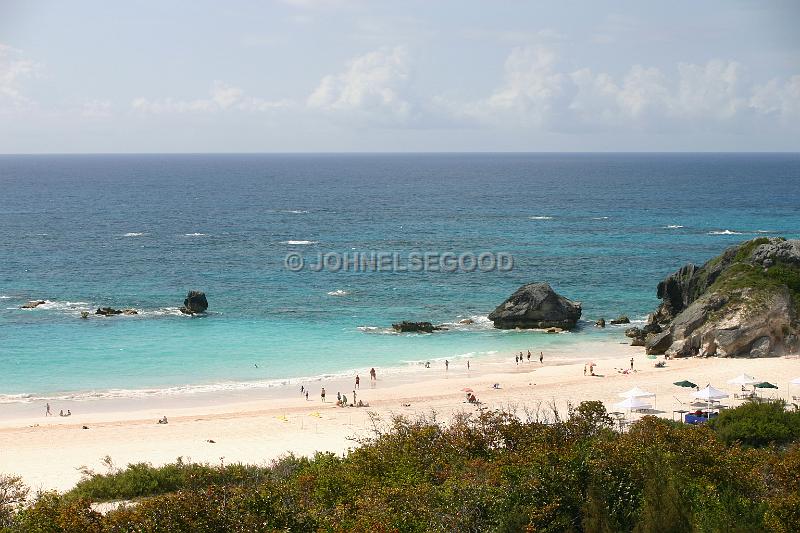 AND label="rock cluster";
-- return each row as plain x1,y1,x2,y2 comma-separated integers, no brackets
488,282,581,330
